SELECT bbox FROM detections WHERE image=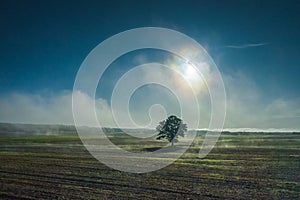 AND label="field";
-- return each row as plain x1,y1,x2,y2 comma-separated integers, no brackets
0,125,299,199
